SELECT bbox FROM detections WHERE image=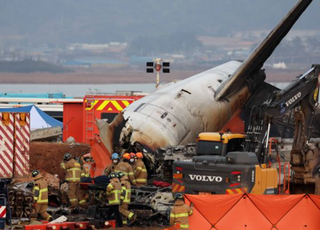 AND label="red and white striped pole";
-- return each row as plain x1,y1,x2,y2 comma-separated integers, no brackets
154,58,162,88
